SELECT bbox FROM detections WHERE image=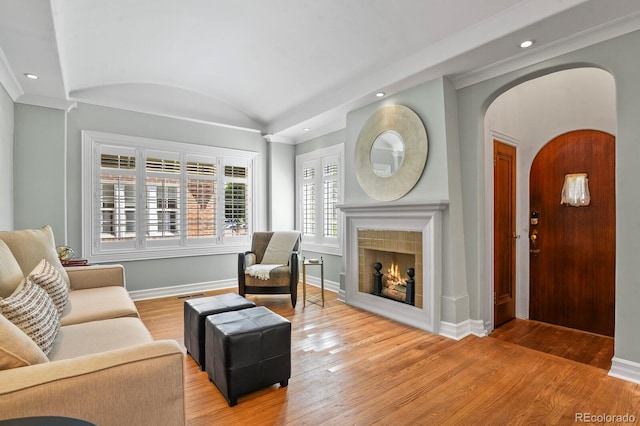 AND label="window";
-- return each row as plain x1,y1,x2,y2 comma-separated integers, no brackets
83,131,257,262
296,144,343,254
